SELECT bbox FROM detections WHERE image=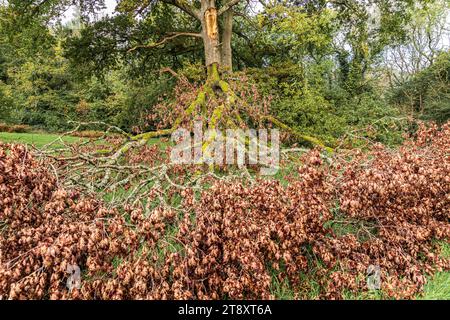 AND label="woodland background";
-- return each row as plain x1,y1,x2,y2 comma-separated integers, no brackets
0,0,448,145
